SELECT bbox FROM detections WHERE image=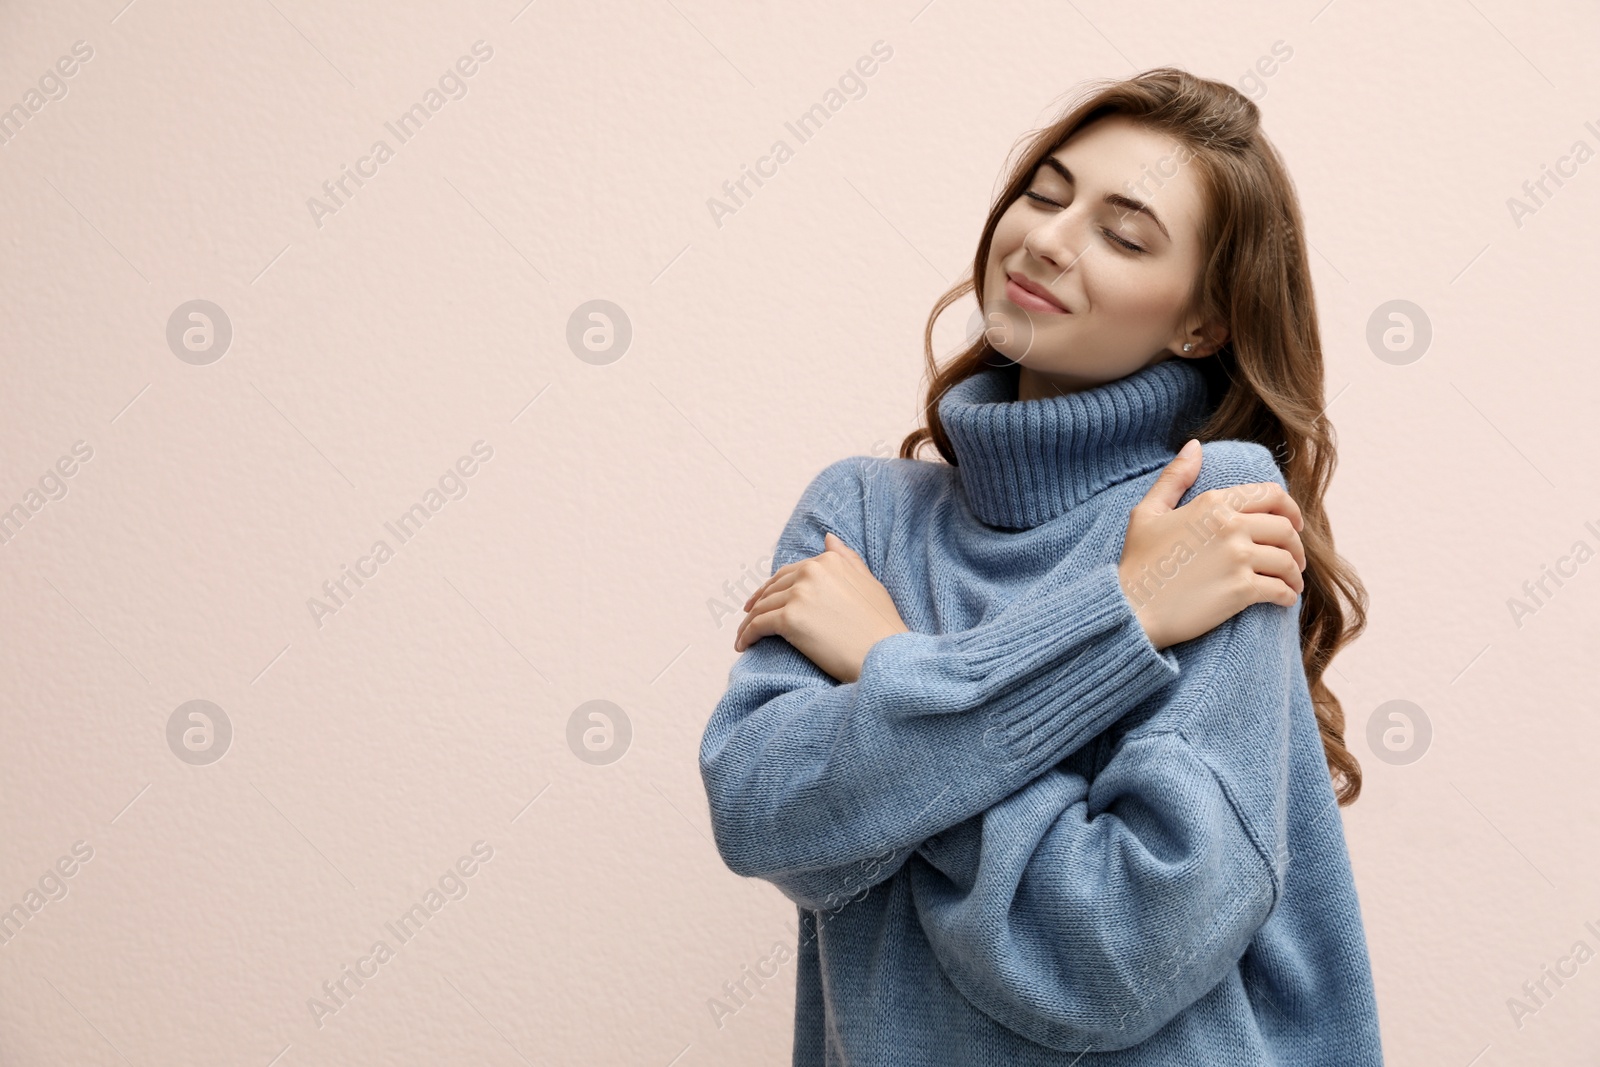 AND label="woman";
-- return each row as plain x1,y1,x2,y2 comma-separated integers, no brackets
699,67,1381,1065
